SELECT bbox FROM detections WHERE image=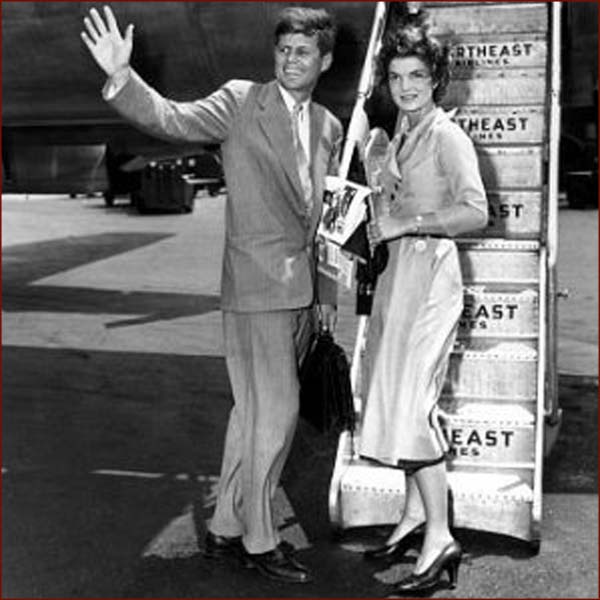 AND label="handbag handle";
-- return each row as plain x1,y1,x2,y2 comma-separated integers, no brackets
316,303,327,334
